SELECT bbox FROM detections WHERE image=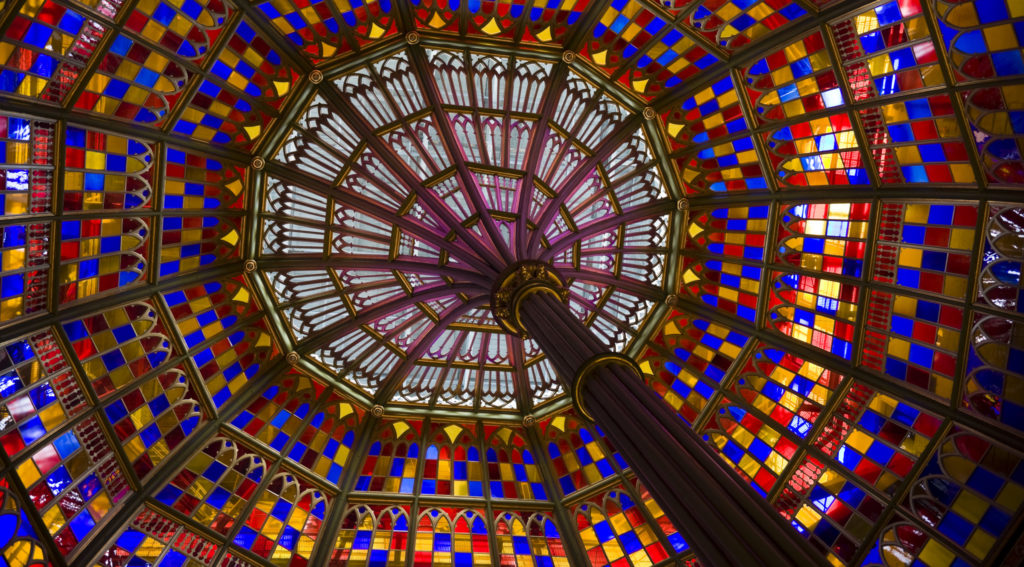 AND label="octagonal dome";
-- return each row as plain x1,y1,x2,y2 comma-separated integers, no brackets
257,46,674,415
